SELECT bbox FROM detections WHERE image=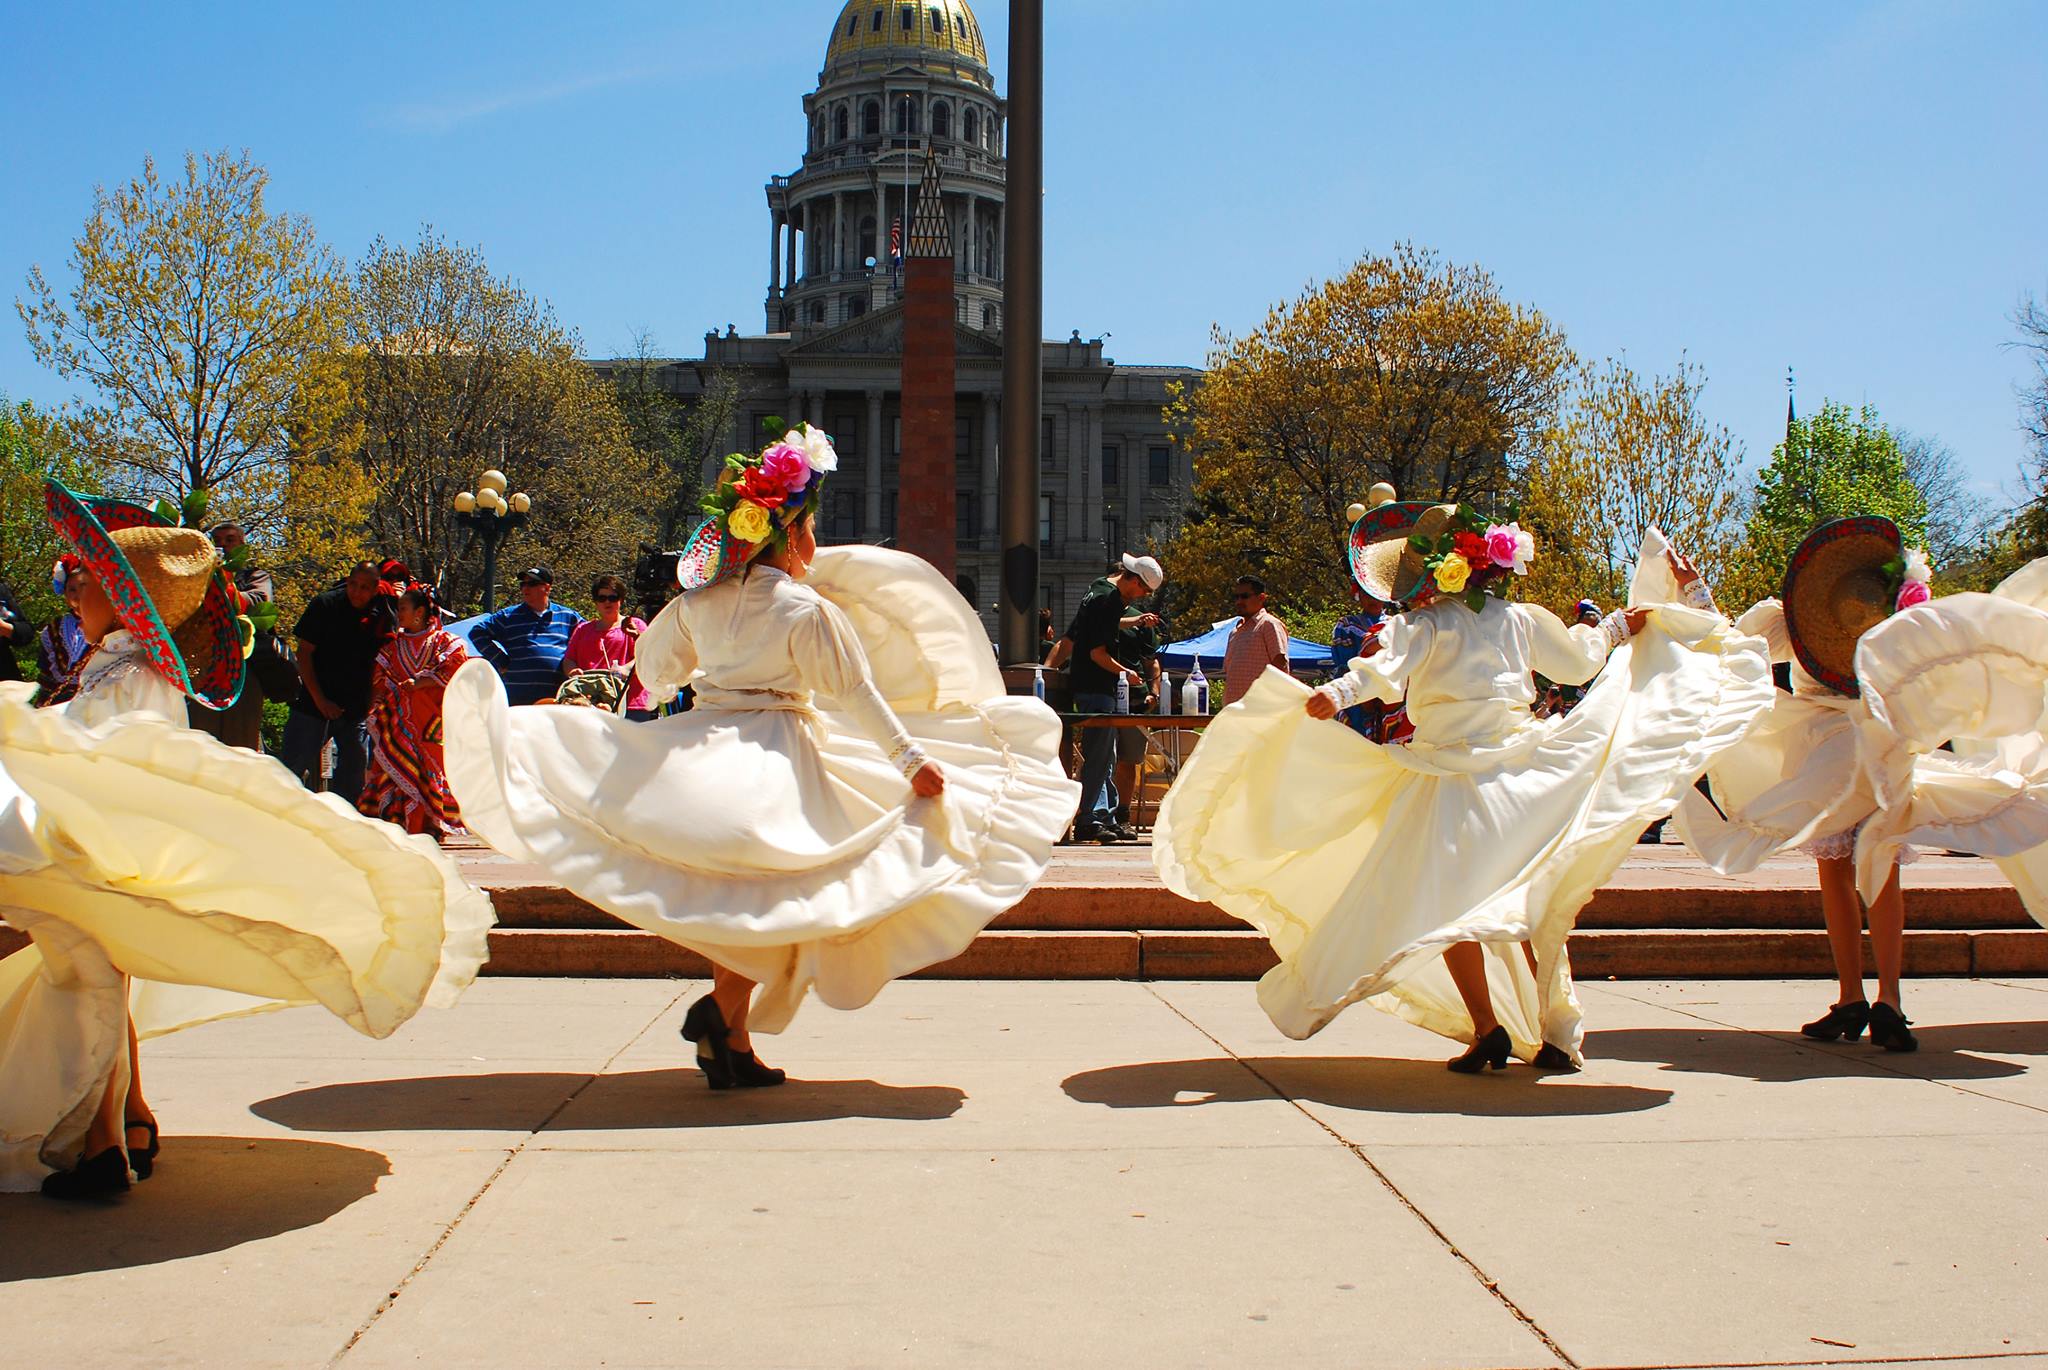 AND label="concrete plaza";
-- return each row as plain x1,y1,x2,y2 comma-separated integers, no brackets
5,976,2047,1369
